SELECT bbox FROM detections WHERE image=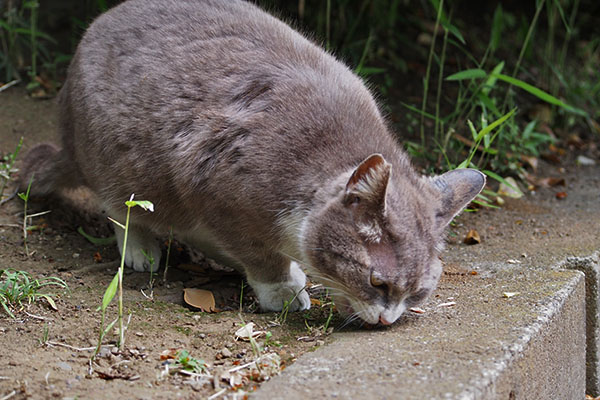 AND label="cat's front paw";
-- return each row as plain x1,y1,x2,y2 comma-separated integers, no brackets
114,225,161,272
249,262,310,312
